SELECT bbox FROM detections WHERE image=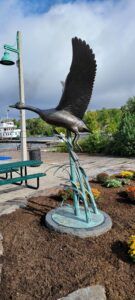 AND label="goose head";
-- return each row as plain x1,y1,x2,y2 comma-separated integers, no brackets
9,102,25,109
